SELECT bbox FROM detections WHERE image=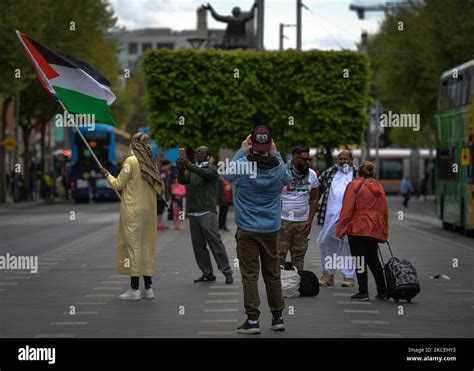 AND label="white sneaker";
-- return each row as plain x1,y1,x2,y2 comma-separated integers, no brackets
142,288,155,299
118,289,141,300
